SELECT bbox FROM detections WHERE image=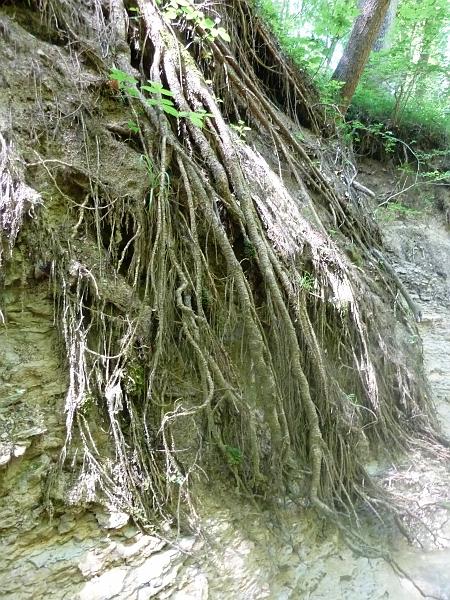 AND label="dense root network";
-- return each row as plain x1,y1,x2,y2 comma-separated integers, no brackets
0,0,444,543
